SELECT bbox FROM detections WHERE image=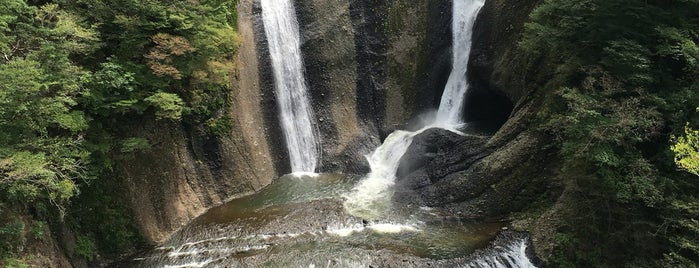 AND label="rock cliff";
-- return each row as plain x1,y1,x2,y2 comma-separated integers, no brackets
111,0,552,260
112,0,277,245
